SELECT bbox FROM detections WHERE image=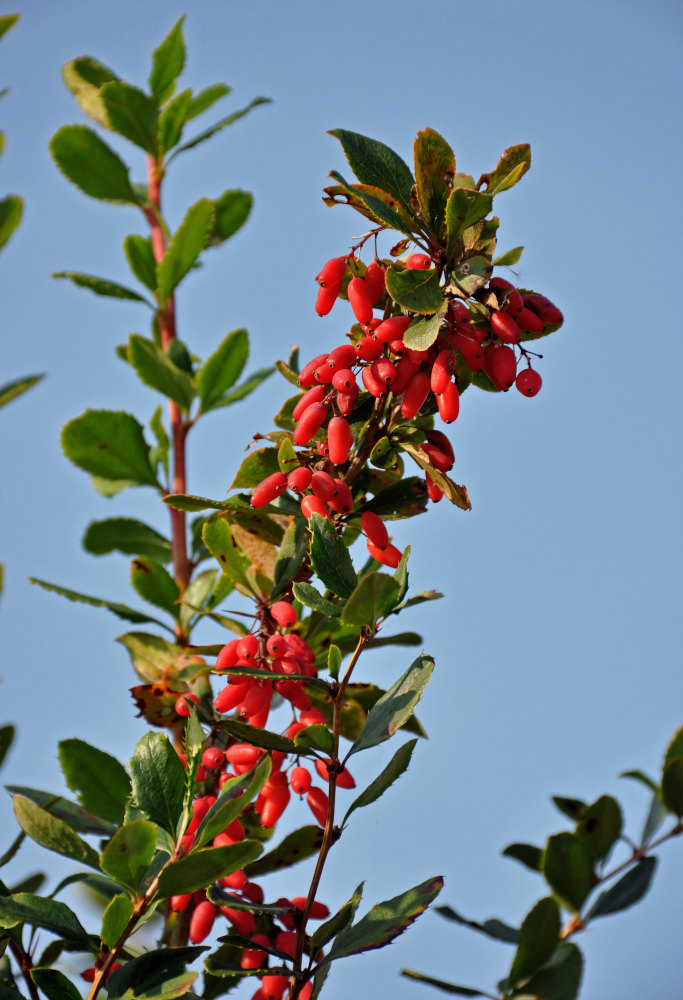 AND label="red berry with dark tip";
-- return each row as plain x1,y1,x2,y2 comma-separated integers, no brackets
175,693,199,716
189,900,216,943
490,311,520,344
515,368,543,396
347,276,373,324
405,253,432,269
250,472,288,509
315,281,342,316
293,401,328,446
327,416,353,465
